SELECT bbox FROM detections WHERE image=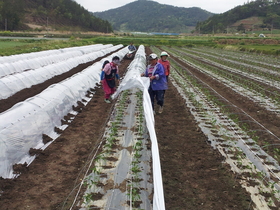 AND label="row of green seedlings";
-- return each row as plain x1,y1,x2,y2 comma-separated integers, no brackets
82,90,130,207
194,58,280,105
189,46,280,73
127,90,146,209
227,145,280,207
159,46,280,162
177,46,280,82
170,55,280,163
180,45,280,171
175,46,280,106
166,46,280,107
170,59,280,207
167,46,276,90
